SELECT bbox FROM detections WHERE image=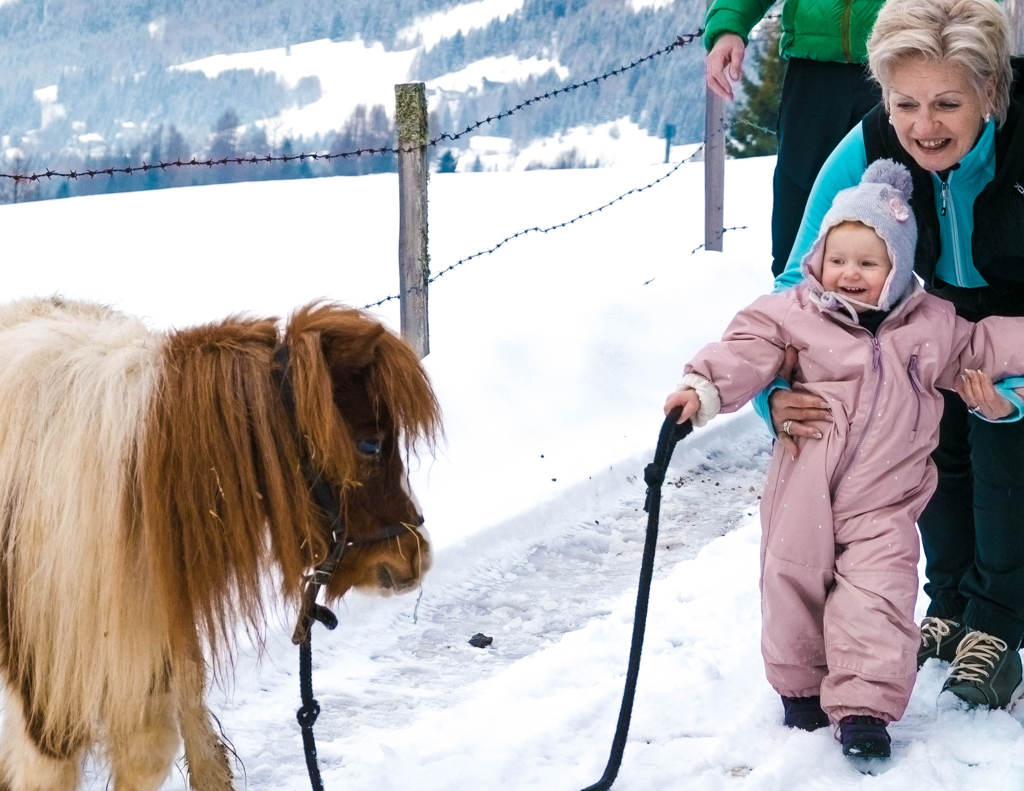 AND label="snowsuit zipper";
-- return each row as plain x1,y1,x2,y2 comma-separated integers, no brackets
841,0,854,63
834,334,883,495
907,354,923,442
